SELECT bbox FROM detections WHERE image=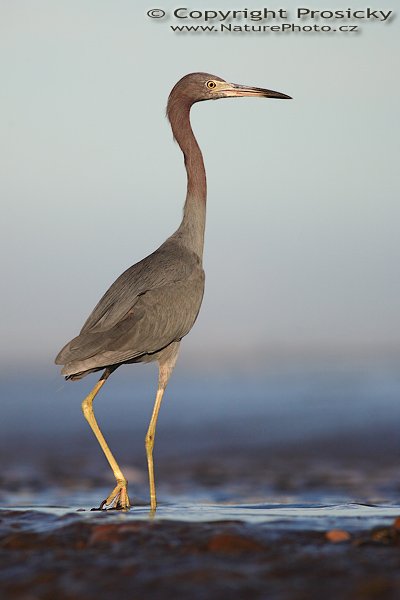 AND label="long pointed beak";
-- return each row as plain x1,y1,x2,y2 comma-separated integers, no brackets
222,83,292,100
